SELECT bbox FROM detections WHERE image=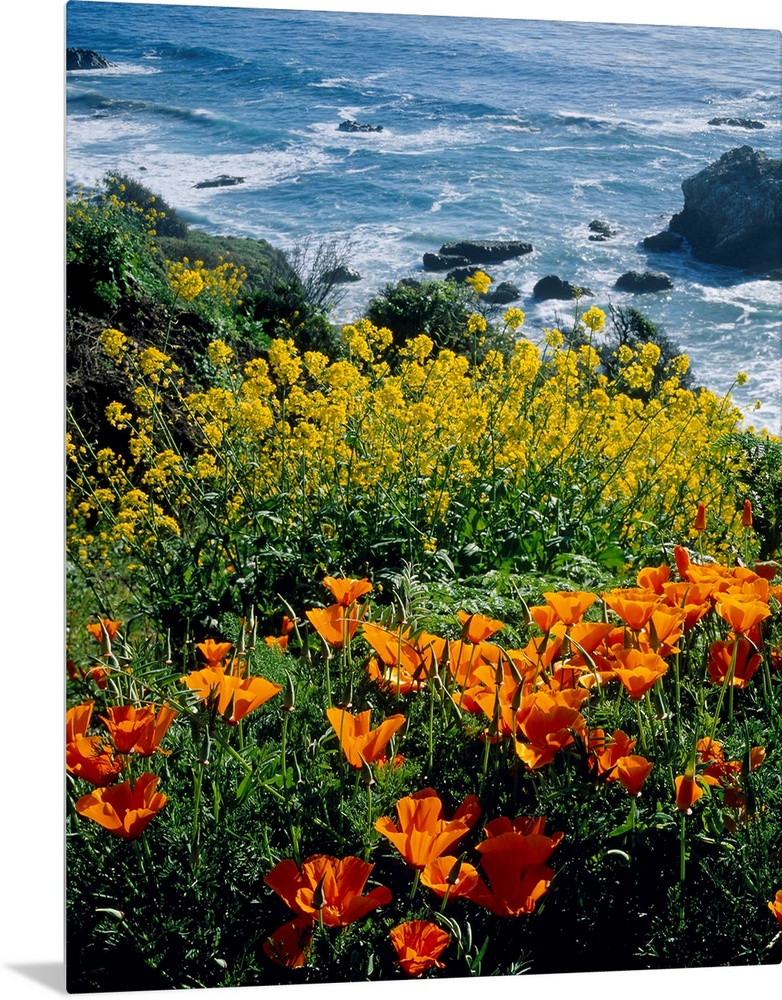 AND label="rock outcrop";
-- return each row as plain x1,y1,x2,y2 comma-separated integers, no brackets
708,117,765,130
194,175,245,189
422,252,471,271
438,240,533,263
588,219,615,242
643,231,684,252
338,120,383,133
614,270,673,293
532,275,592,300
668,146,781,271
485,281,521,304
322,266,362,284
66,48,112,70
